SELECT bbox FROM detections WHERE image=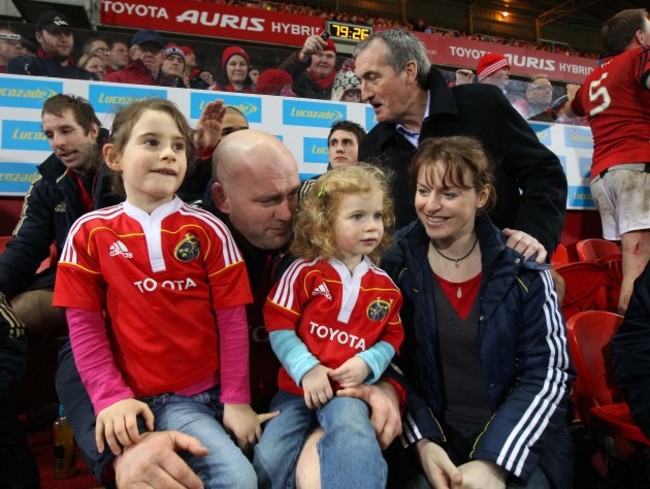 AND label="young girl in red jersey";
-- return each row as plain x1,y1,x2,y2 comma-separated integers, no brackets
254,164,404,488
53,98,260,488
